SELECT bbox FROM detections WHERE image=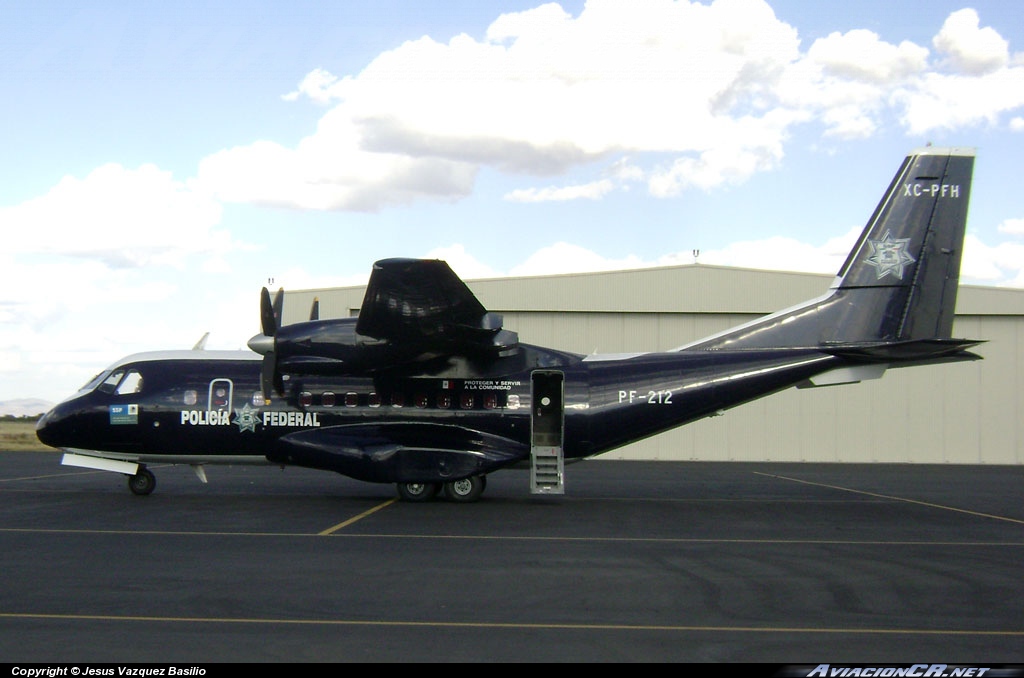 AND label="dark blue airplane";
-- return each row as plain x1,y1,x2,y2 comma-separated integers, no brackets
36,147,982,501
